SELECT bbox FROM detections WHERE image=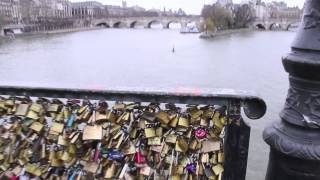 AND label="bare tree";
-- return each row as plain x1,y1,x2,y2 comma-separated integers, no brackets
233,4,255,28
201,5,233,31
